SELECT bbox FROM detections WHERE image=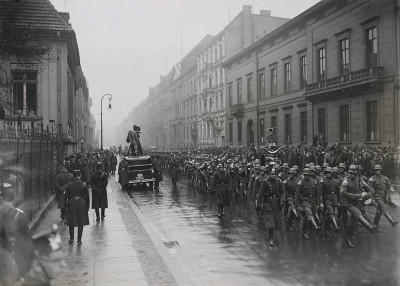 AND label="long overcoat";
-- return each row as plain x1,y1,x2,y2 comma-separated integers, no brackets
90,171,109,209
256,178,282,230
55,170,73,209
65,179,90,227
